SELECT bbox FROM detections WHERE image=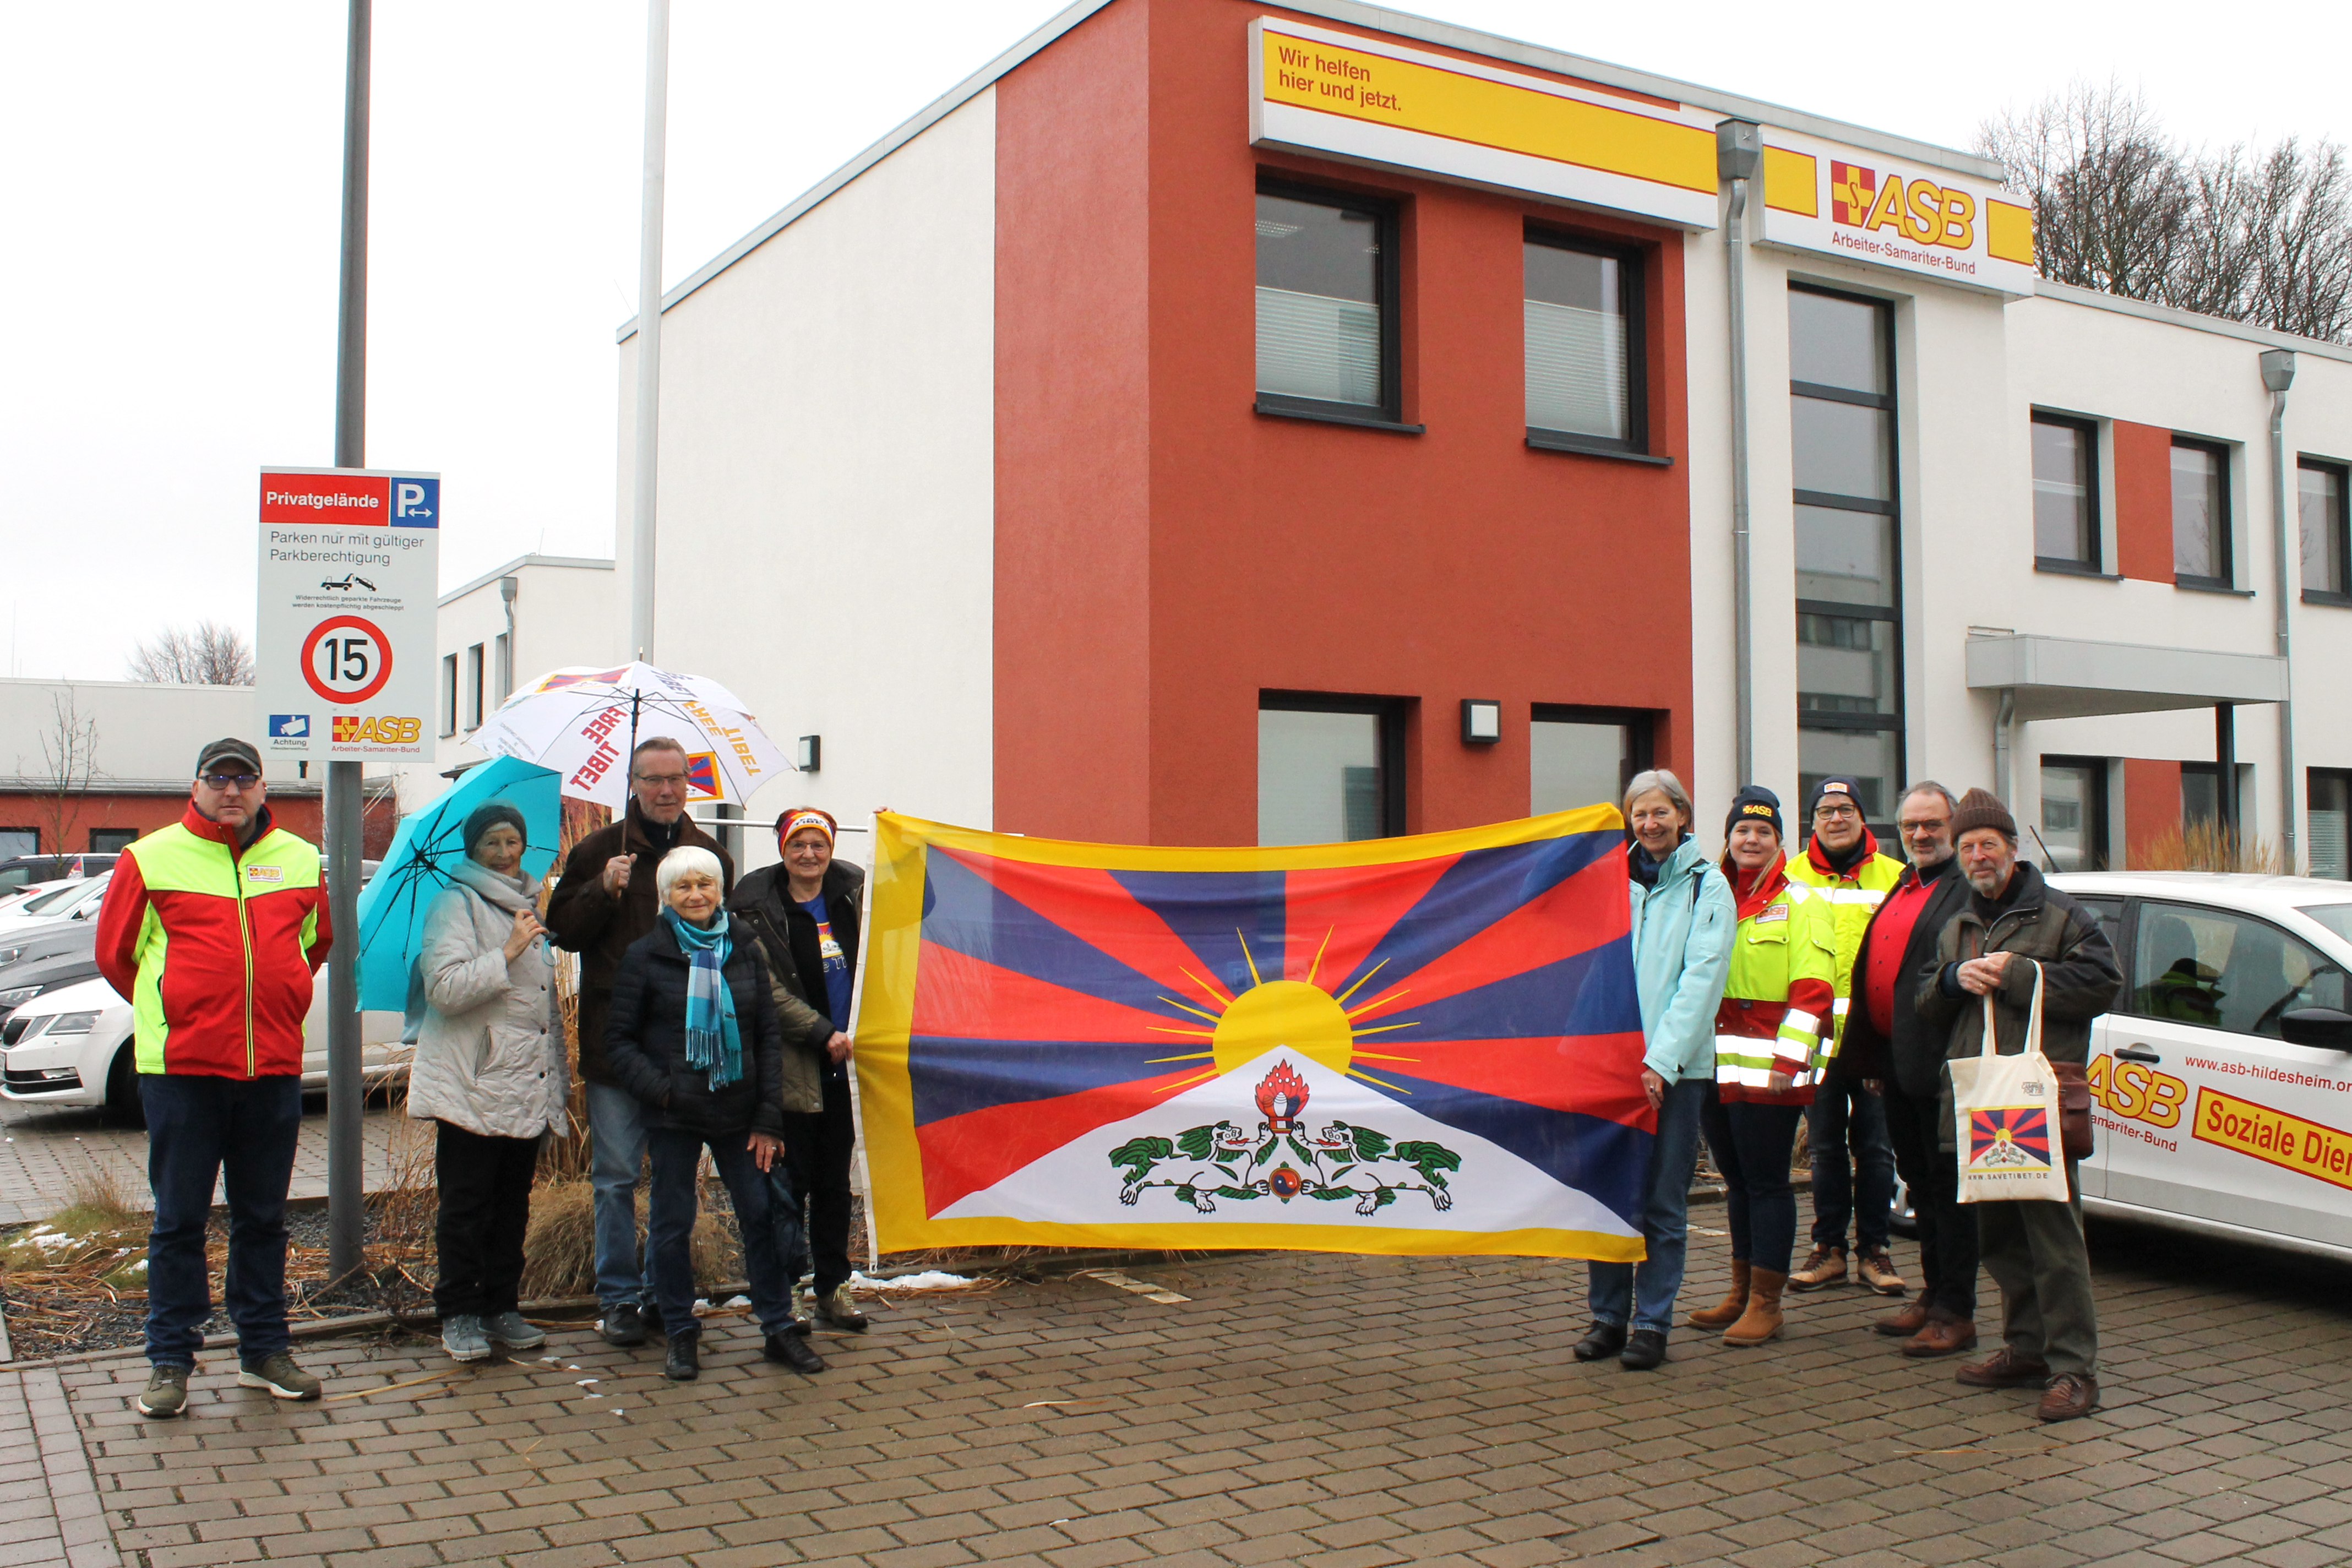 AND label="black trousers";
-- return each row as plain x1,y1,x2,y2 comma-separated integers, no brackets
433,1121,541,1319
782,1073,858,1294
1882,1087,1978,1318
